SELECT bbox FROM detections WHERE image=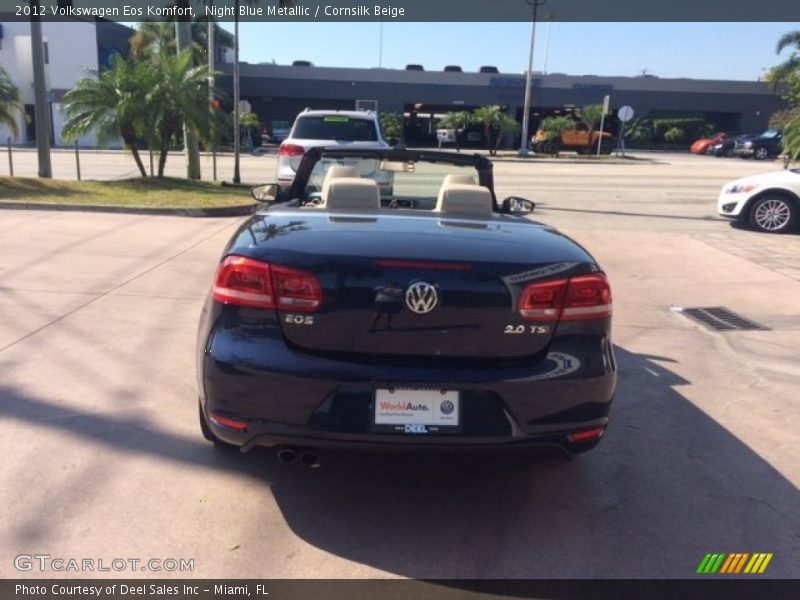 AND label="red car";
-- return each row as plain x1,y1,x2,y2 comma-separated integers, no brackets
691,132,727,155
